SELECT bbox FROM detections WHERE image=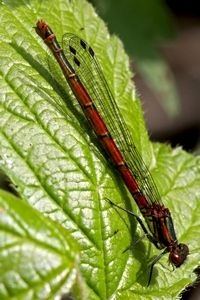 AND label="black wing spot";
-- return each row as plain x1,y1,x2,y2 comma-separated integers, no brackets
74,56,80,67
80,39,87,50
88,46,94,57
69,45,76,55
